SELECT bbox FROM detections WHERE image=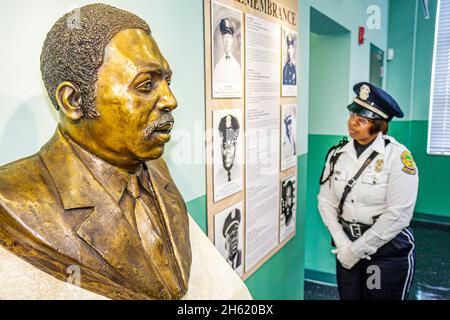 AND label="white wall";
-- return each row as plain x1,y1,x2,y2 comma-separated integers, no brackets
299,0,389,137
